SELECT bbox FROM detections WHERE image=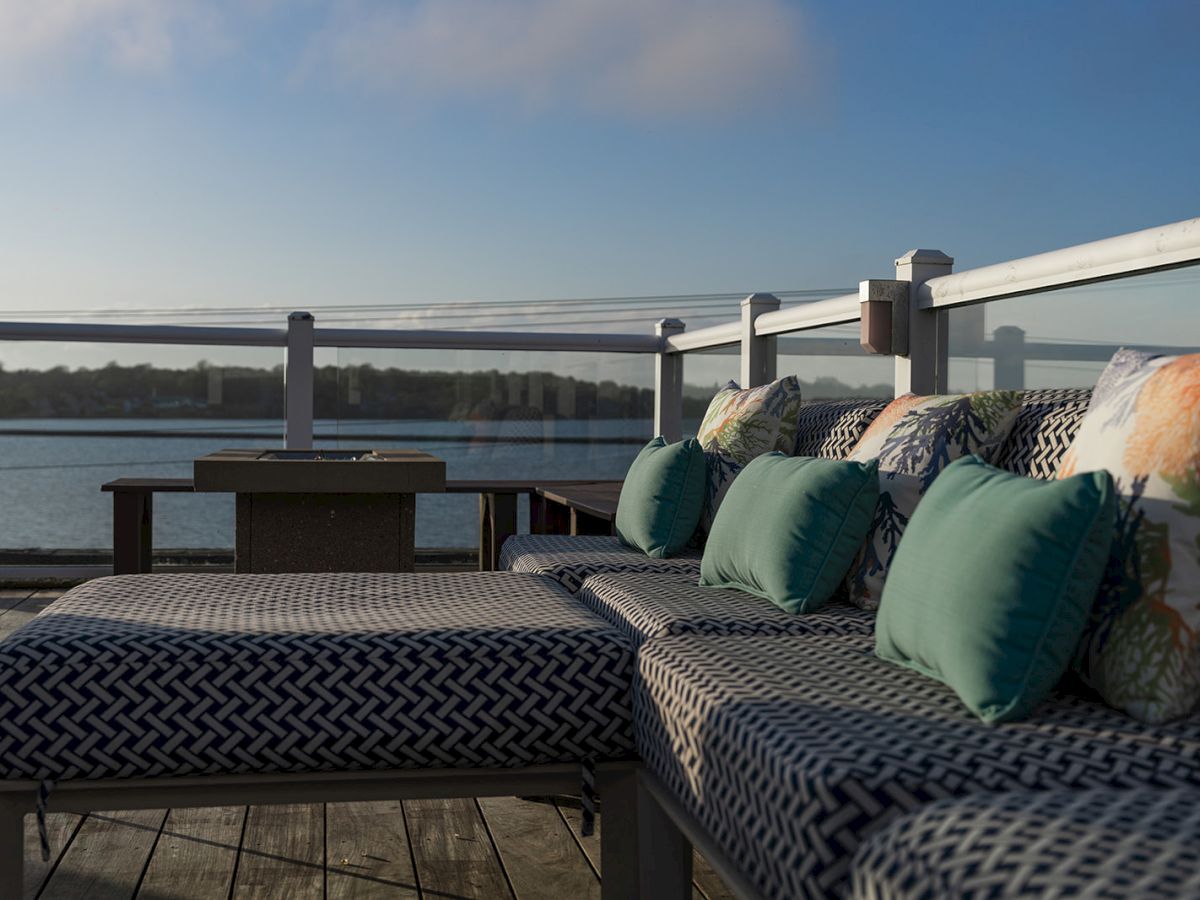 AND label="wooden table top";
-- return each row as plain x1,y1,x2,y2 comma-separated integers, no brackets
534,482,623,521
